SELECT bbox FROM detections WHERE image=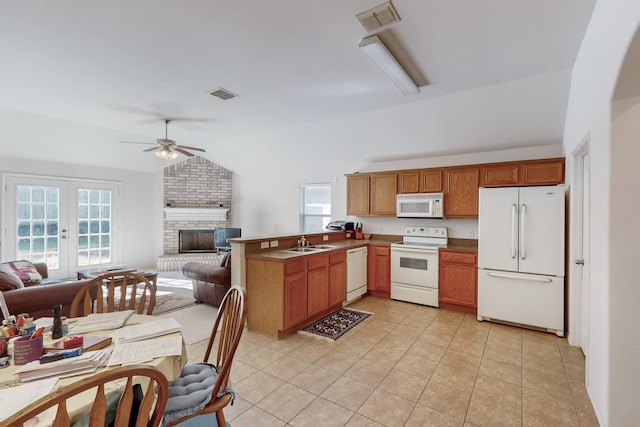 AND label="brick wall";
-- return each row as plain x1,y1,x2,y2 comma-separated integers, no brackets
163,156,232,254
